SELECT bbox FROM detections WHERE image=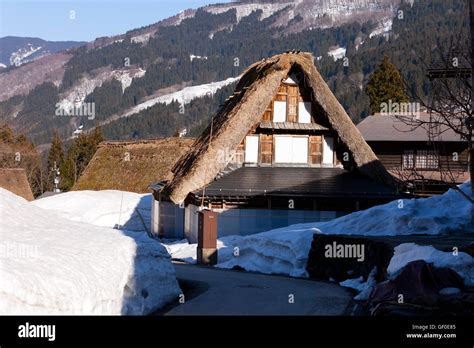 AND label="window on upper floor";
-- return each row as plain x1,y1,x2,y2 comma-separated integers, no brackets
270,78,315,124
